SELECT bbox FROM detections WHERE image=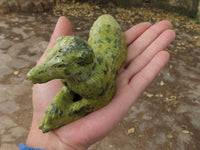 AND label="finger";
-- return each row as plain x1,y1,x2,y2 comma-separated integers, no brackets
47,16,73,50
124,29,175,81
37,16,73,65
115,51,170,122
129,51,170,93
118,22,151,74
124,22,152,46
124,20,172,67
